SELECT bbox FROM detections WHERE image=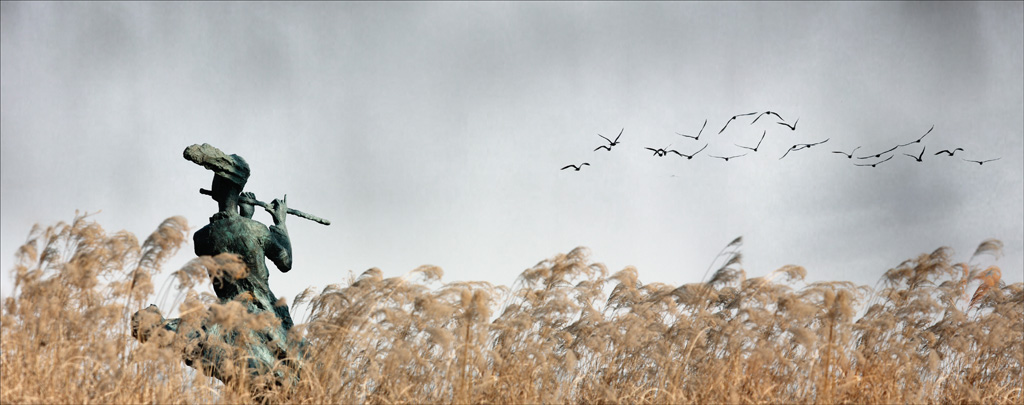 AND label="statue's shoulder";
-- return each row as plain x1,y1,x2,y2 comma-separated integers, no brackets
193,220,214,241
194,214,272,255
198,213,270,238
238,216,271,235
